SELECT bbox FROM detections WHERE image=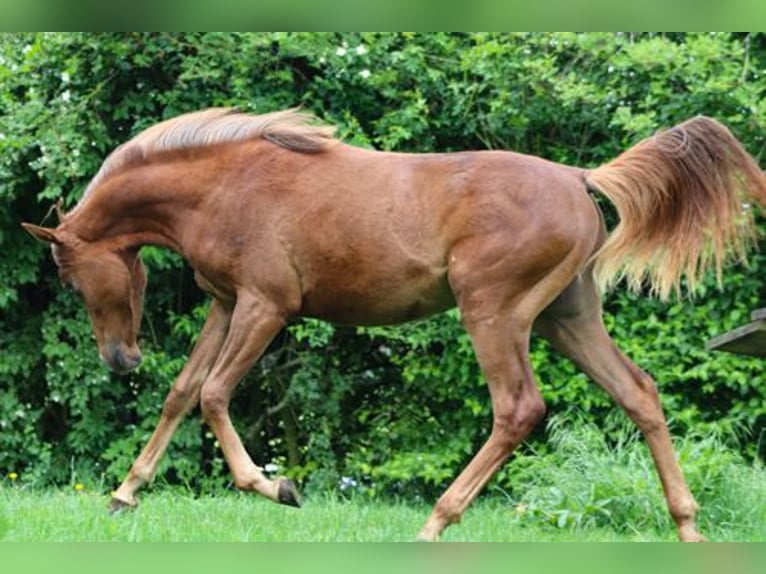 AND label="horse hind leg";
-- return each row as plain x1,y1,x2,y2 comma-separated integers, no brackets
415,233,586,541
417,311,545,541
534,274,704,542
